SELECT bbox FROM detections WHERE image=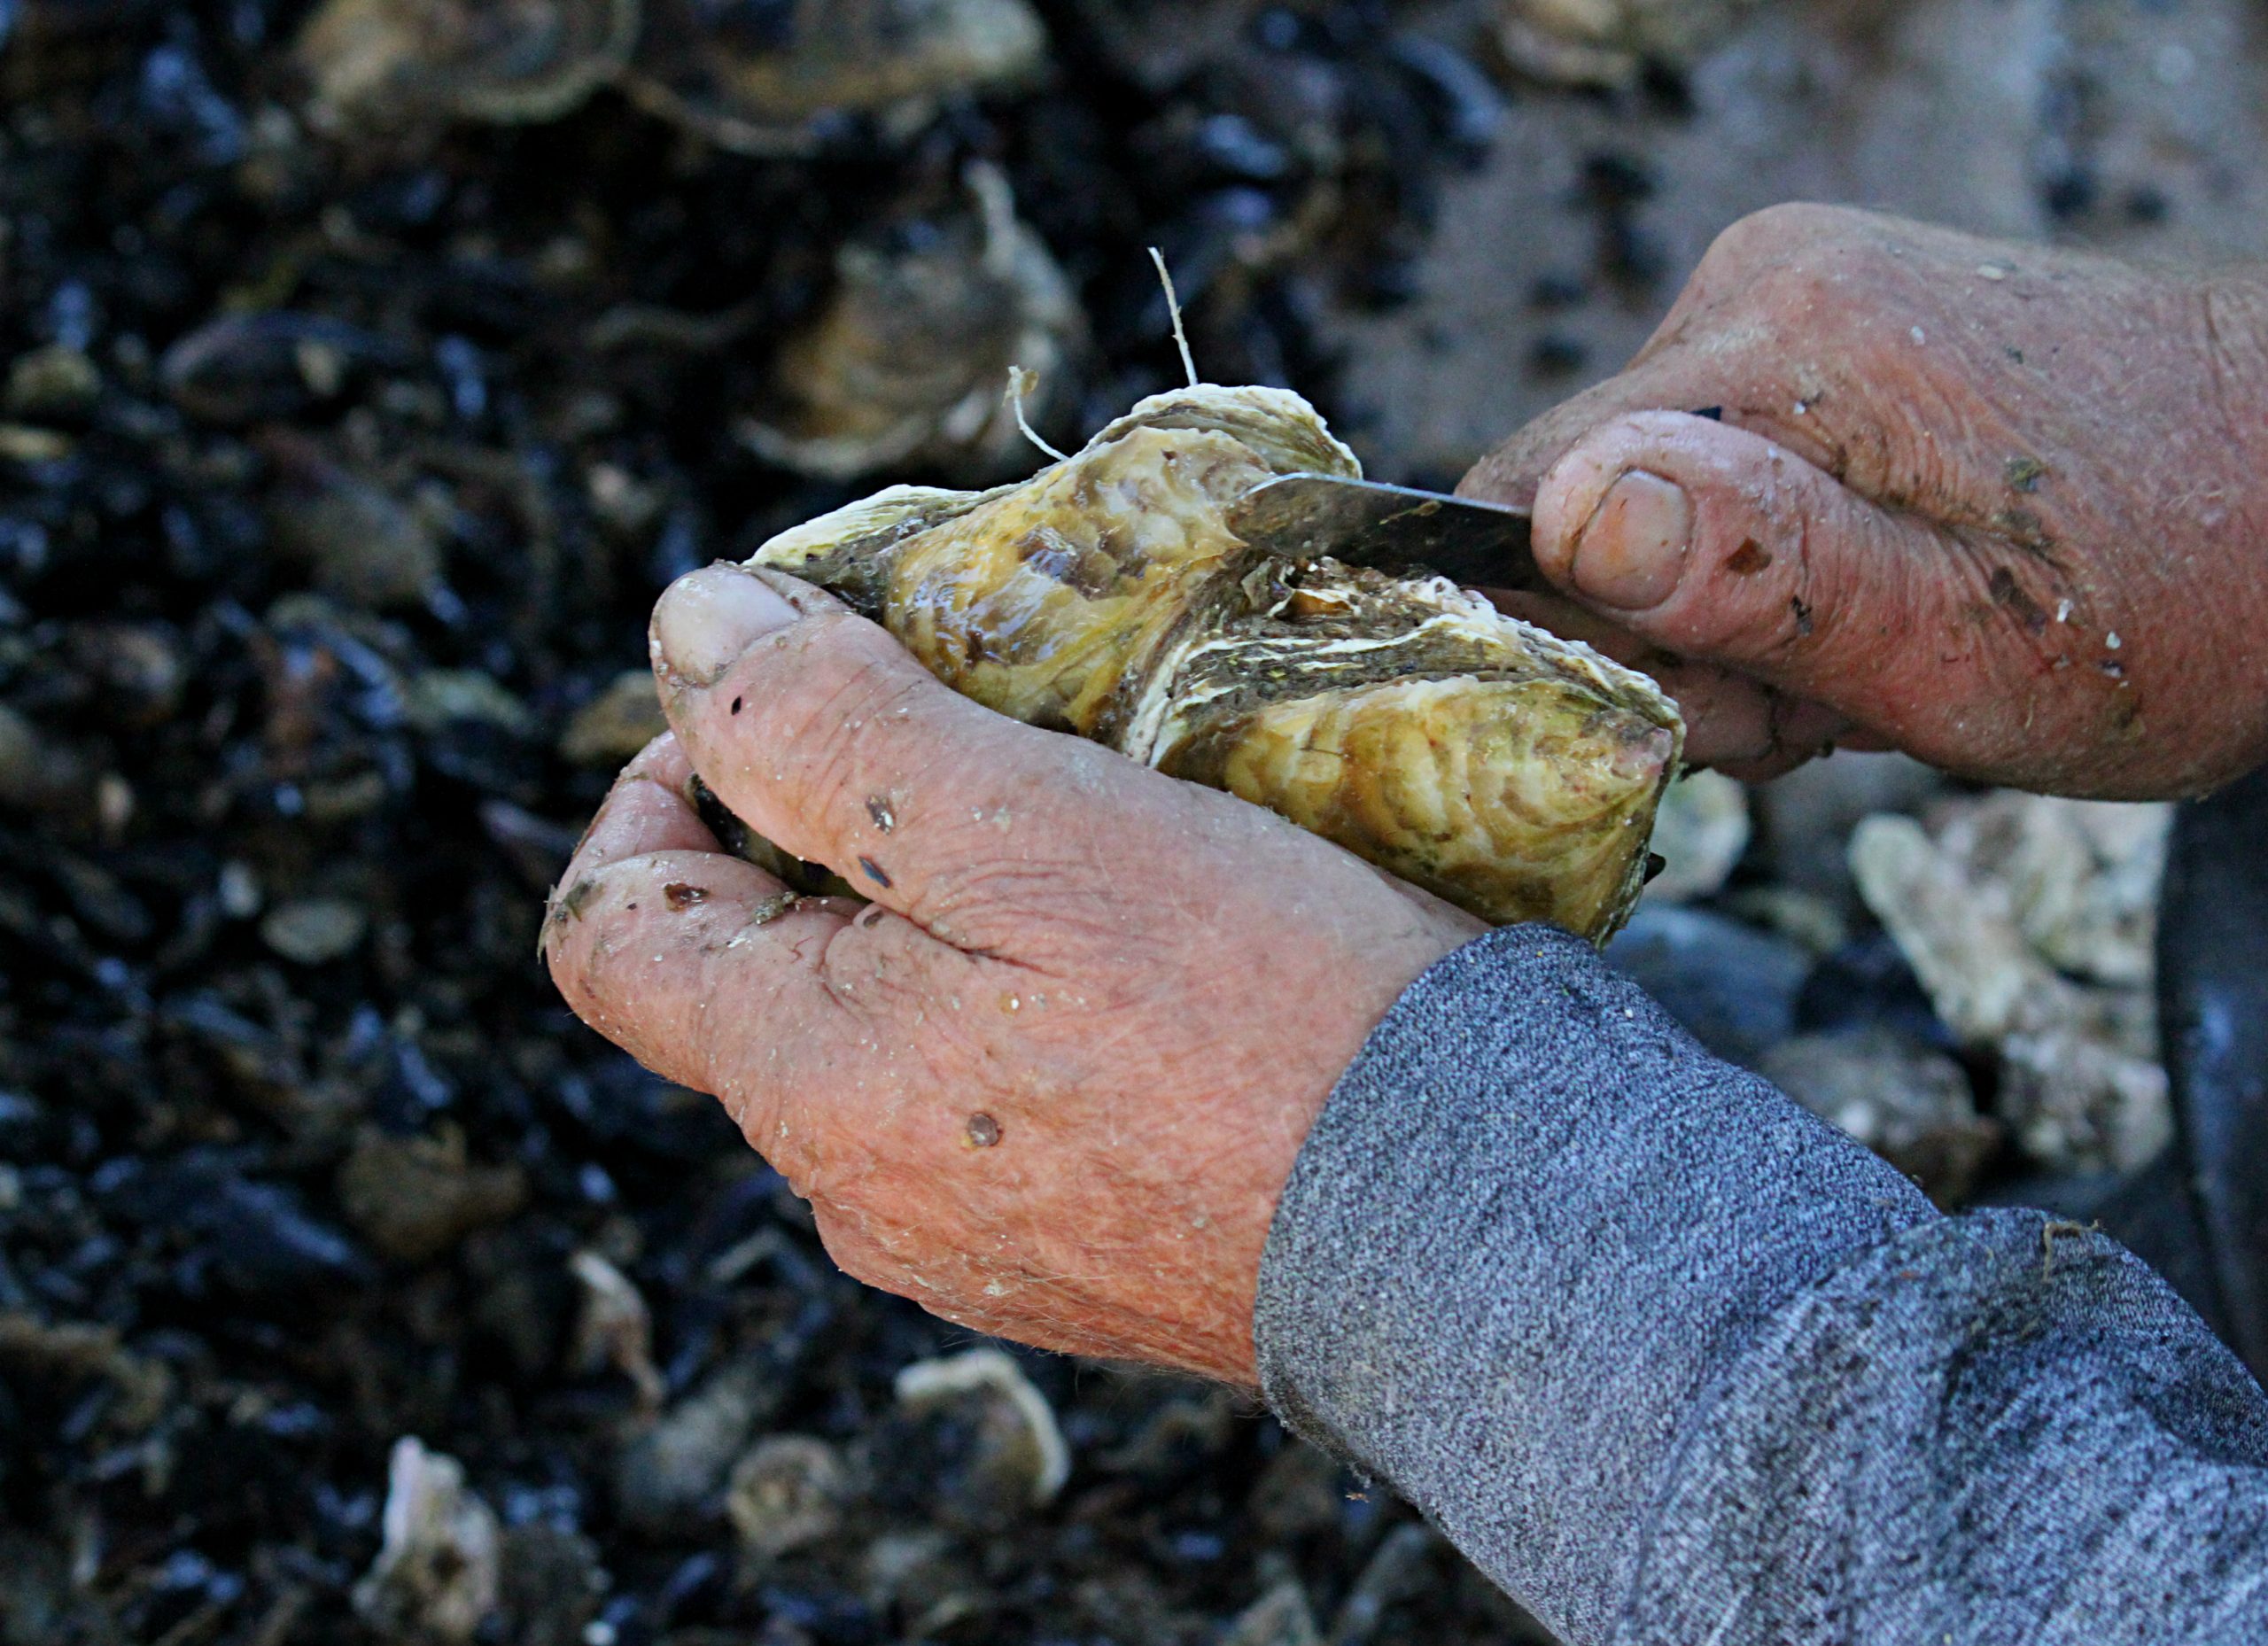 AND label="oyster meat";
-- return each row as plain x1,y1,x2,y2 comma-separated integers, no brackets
624,0,1048,154
1496,0,1758,88
751,384,1682,941
740,165,1084,485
